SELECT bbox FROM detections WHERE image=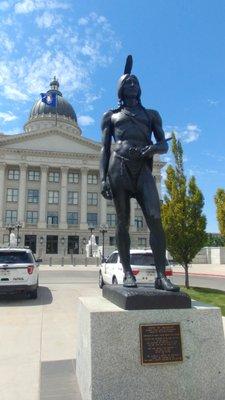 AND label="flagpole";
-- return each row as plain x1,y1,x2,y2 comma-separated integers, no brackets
55,93,58,127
